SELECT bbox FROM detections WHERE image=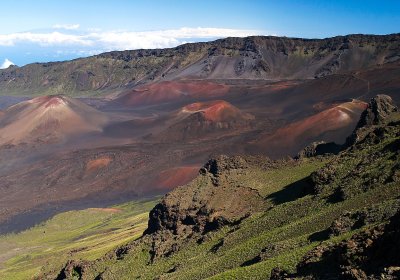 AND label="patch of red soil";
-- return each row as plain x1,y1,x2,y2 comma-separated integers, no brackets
254,100,367,155
152,166,200,190
151,100,255,142
86,157,113,172
181,100,251,122
117,81,230,106
267,81,299,91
